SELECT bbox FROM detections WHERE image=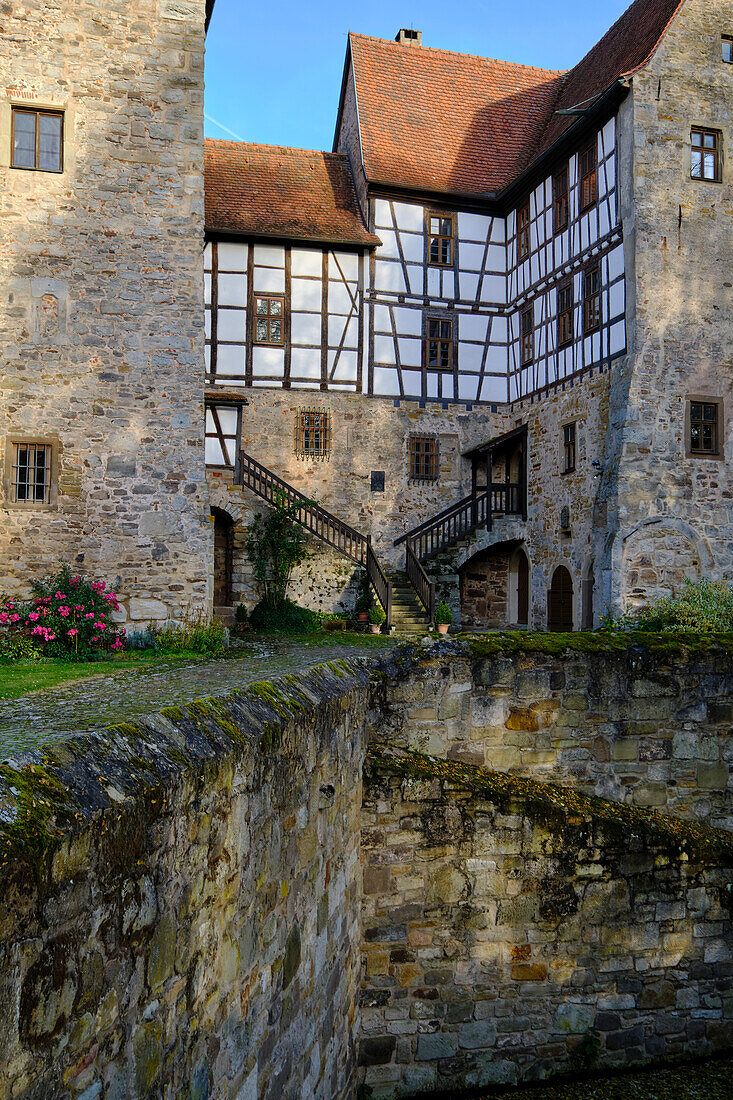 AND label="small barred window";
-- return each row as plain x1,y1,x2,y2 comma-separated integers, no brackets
296,409,331,458
409,435,438,482
12,442,52,503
